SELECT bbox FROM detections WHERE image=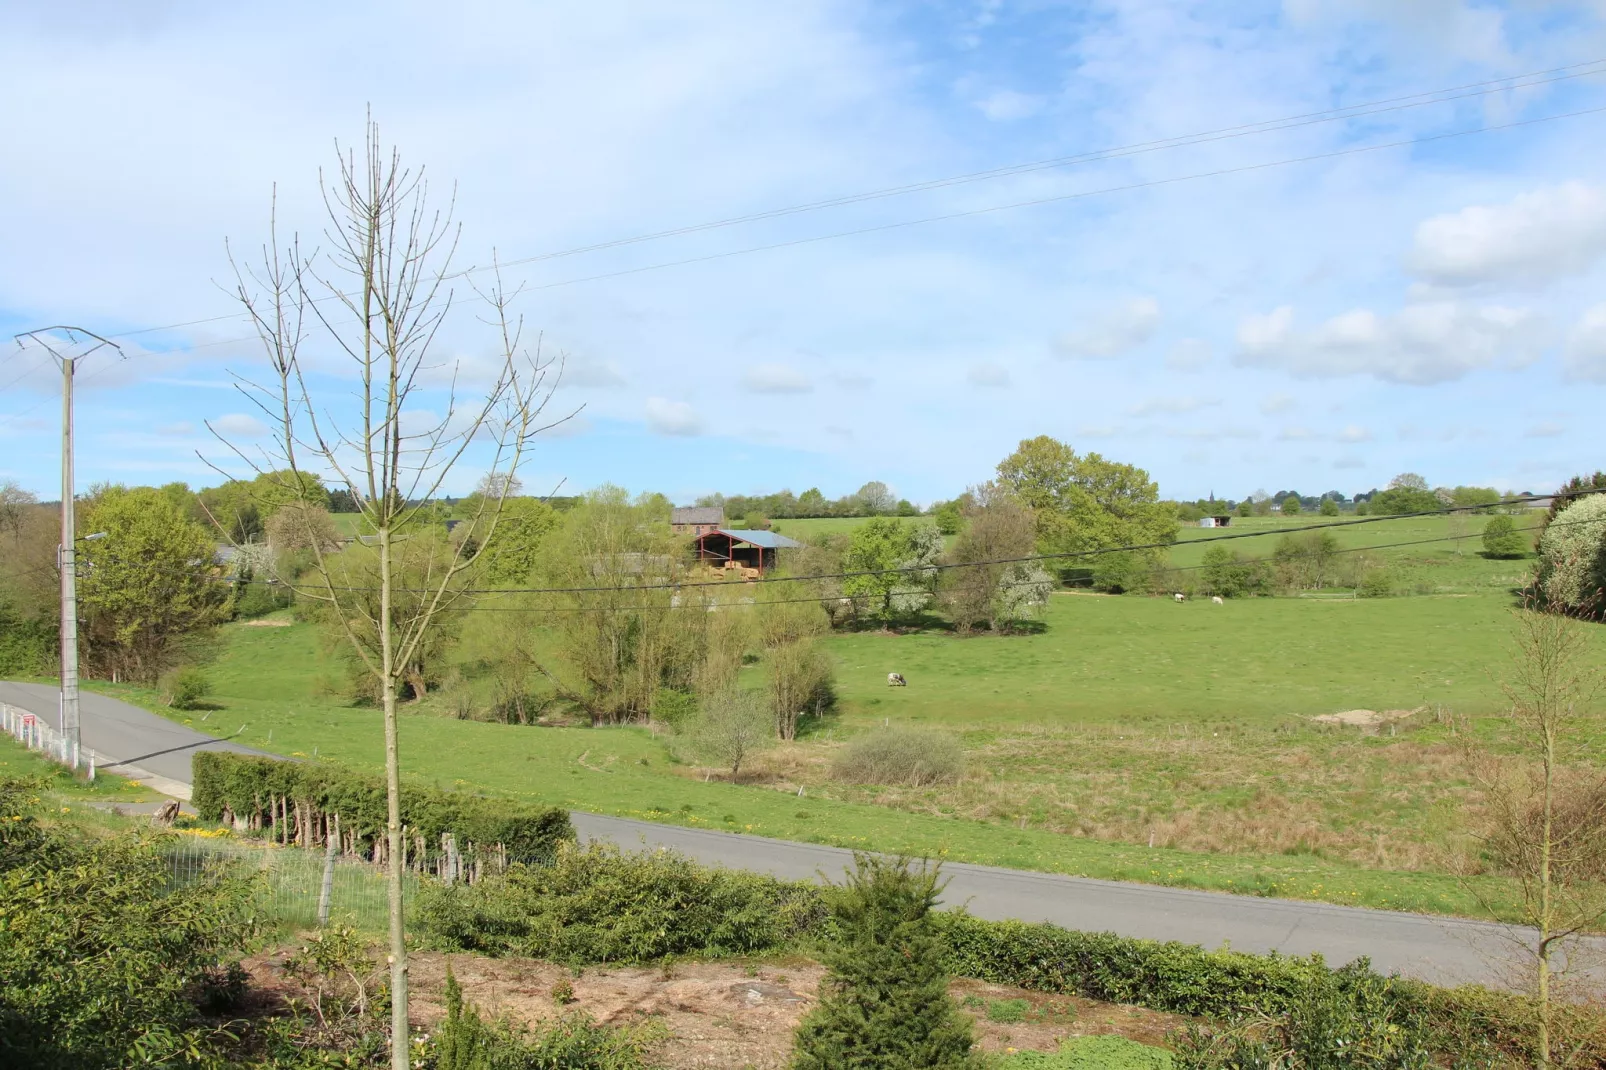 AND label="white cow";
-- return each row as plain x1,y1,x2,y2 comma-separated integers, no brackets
1173,592,1185,603
1212,595,1224,605
887,672,908,687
